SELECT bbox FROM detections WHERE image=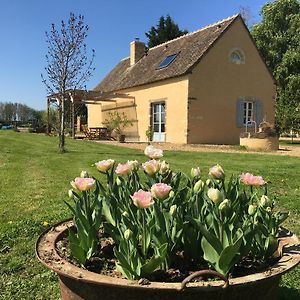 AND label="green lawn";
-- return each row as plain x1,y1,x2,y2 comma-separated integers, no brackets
0,131,299,299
